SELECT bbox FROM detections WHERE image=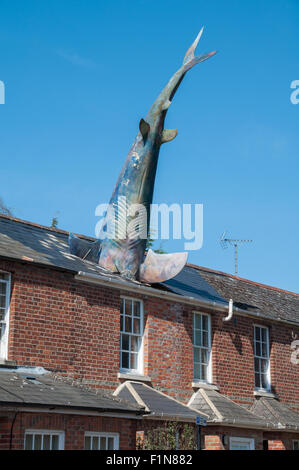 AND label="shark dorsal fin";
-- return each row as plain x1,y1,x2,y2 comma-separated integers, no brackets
139,118,150,144
161,129,178,144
